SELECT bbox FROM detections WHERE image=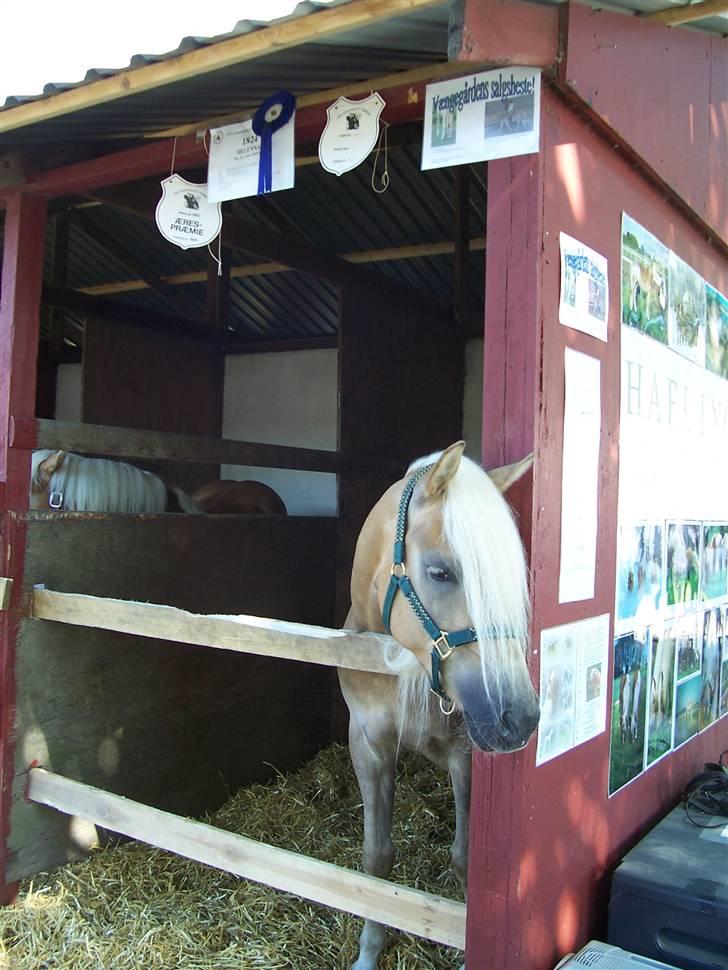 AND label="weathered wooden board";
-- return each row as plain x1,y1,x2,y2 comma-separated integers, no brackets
82,318,221,492
32,588,397,674
29,767,466,949
9,513,337,880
